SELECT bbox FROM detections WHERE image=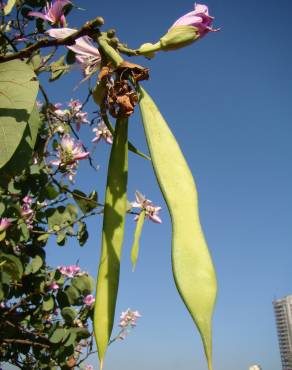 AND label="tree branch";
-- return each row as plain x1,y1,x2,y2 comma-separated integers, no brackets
1,338,50,349
0,16,104,63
